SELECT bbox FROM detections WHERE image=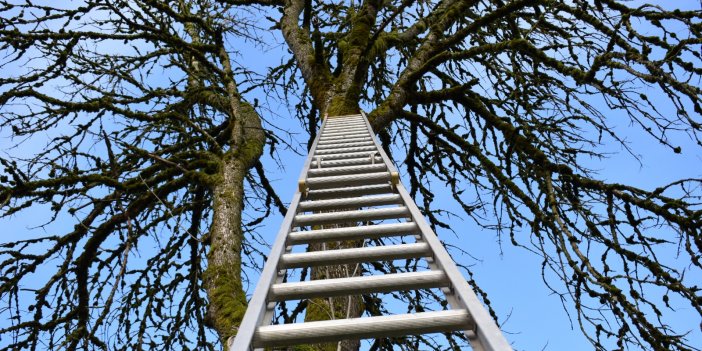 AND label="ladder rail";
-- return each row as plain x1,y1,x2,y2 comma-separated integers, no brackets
228,116,331,351
359,111,512,351
230,112,513,351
